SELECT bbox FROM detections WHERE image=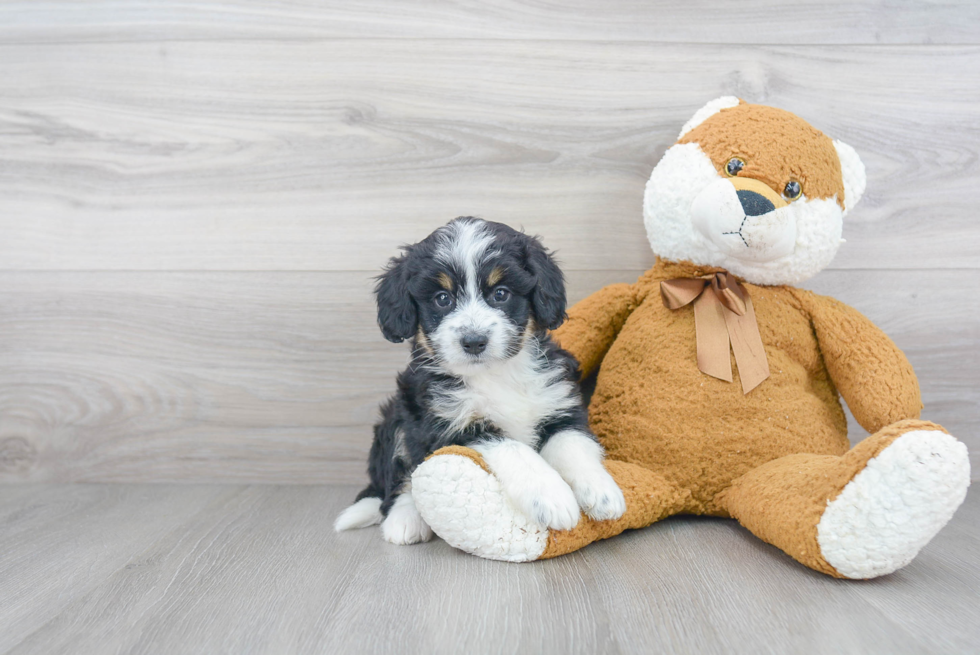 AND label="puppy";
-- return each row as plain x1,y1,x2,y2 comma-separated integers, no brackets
334,217,626,545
